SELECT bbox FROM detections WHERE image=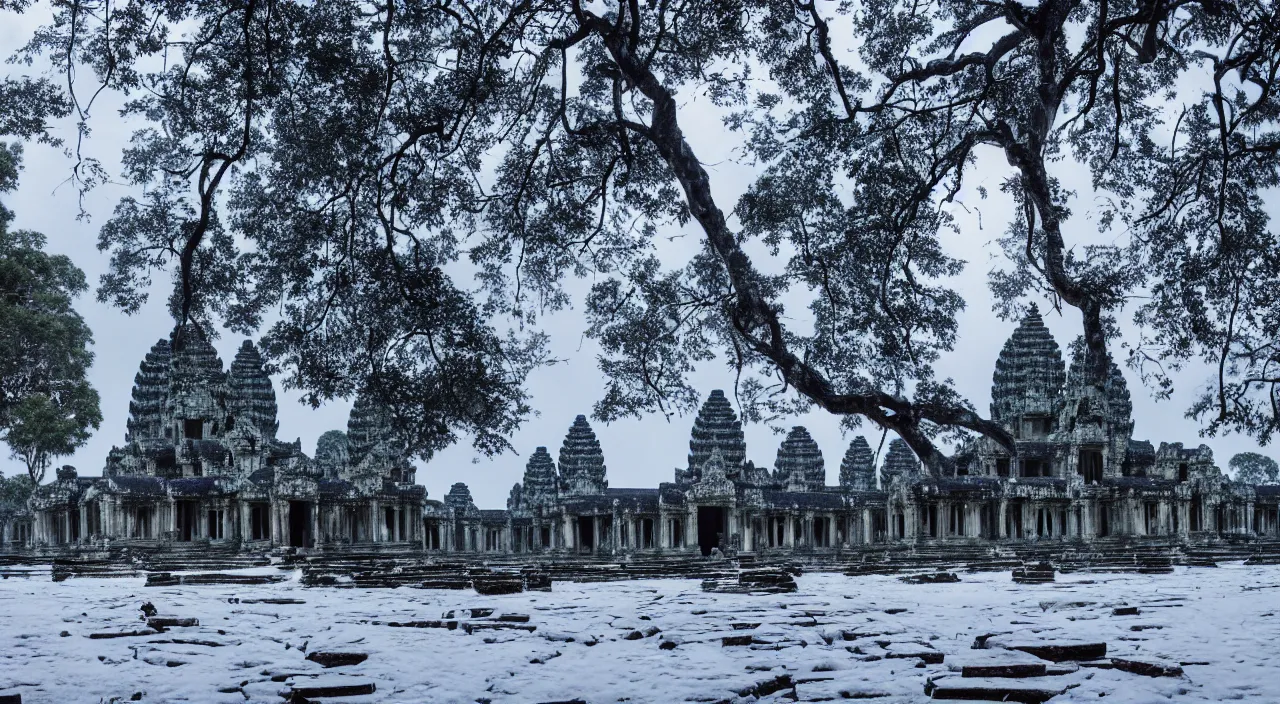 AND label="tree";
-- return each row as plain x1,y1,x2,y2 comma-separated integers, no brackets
1228,452,1280,485
6,1,1280,471
6,391,100,484
0,145,102,483
0,470,35,524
